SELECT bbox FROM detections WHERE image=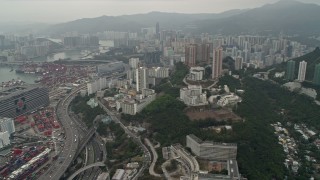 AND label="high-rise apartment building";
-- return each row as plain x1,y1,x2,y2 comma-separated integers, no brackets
129,58,140,69
235,57,243,70
286,60,296,80
297,60,307,82
136,67,148,92
87,77,107,95
185,44,197,67
201,43,212,64
313,64,320,85
156,22,160,40
212,47,223,79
